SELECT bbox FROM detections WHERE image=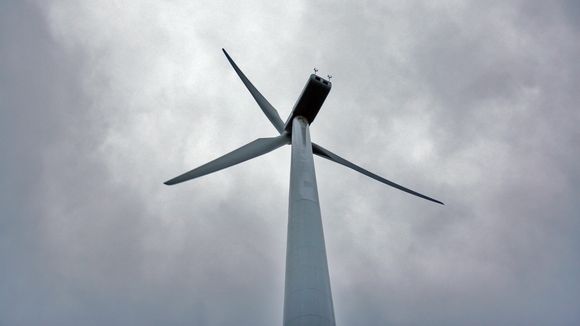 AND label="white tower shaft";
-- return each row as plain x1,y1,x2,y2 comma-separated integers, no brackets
284,116,335,326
